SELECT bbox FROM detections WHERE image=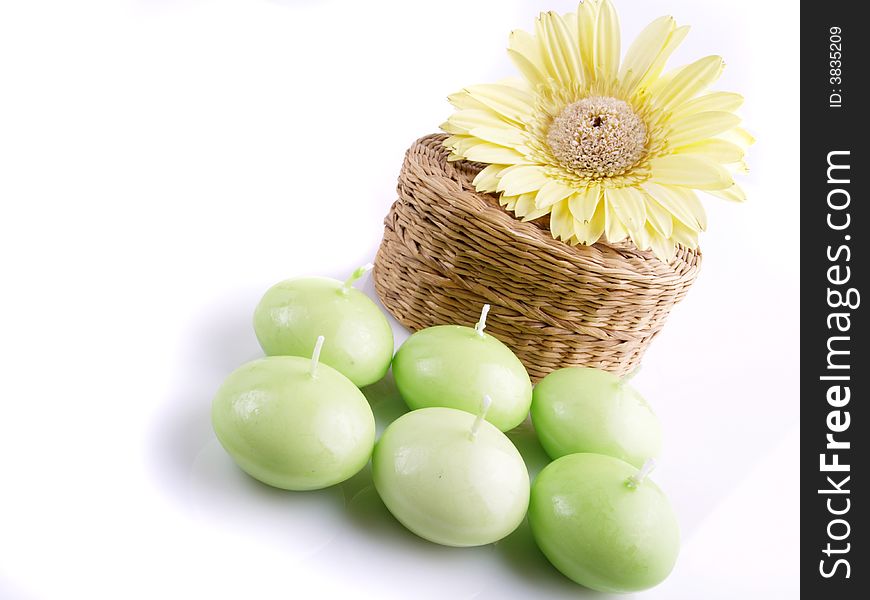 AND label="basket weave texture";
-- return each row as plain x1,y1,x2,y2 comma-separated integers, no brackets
374,134,702,381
